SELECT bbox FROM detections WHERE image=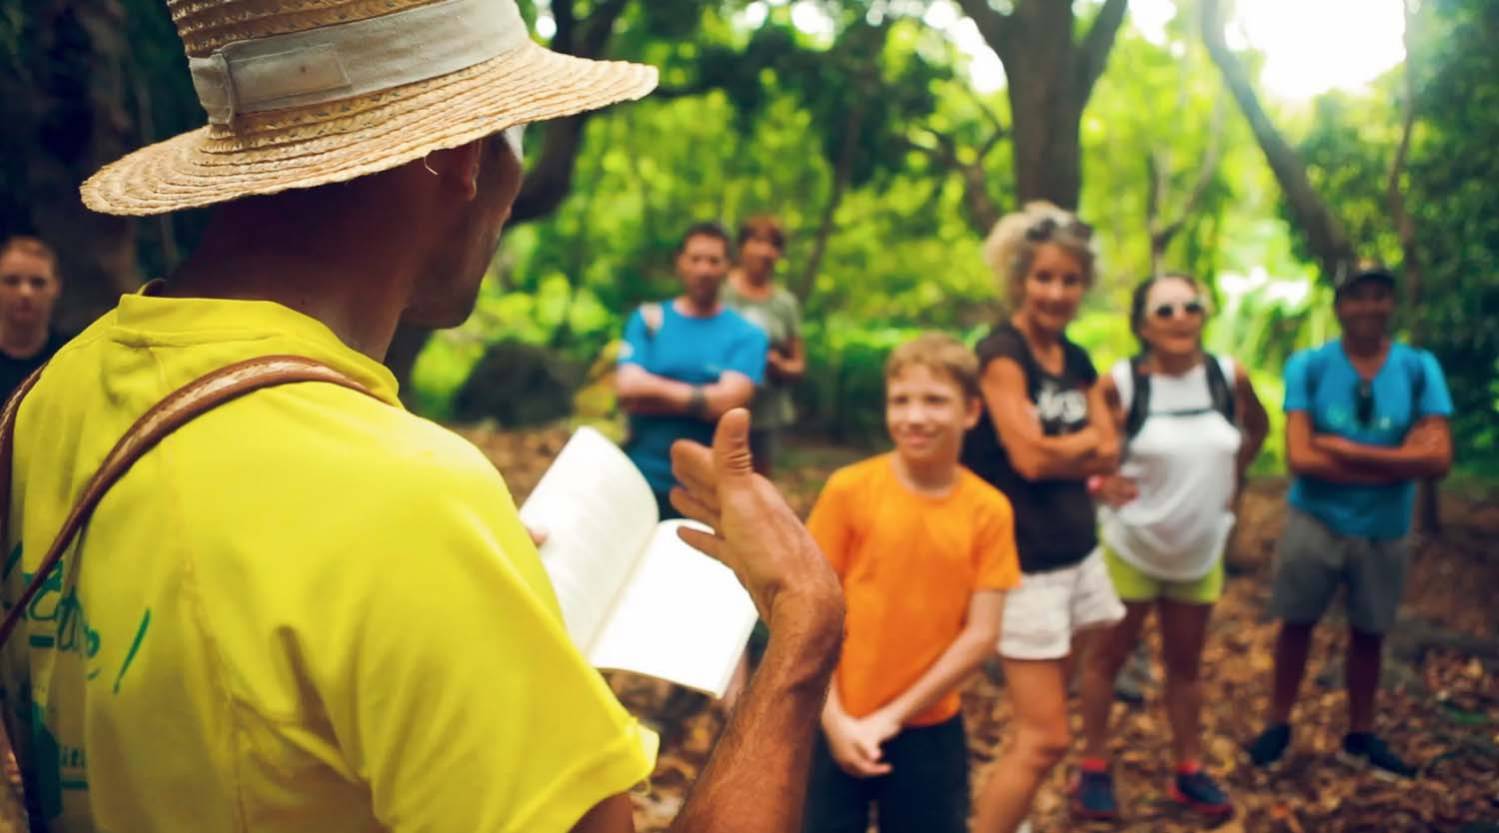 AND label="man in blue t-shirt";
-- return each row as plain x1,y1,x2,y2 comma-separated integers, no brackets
617,222,769,517
1247,266,1453,780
